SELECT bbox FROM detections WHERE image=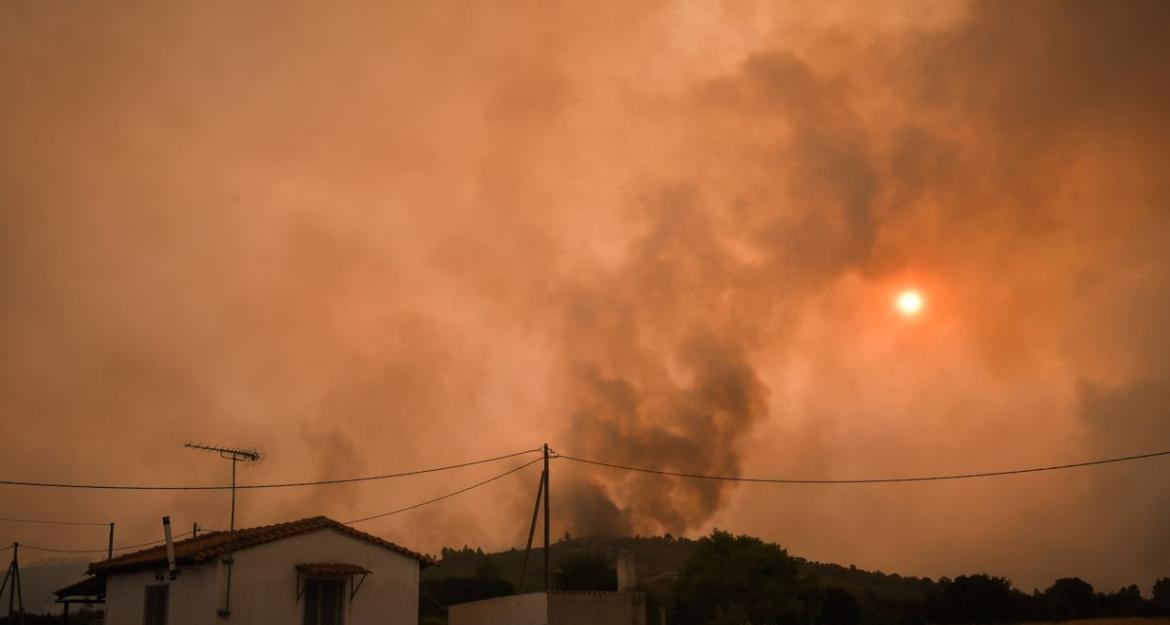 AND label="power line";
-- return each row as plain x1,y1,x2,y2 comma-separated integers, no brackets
346,457,544,525
0,517,109,528
555,448,1170,484
239,448,540,489
112,532,194,552
0,448,542,491
15,531,195,555
17,544,110,555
